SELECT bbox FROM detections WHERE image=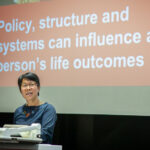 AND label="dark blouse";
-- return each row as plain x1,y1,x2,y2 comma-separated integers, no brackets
13,102,57,144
